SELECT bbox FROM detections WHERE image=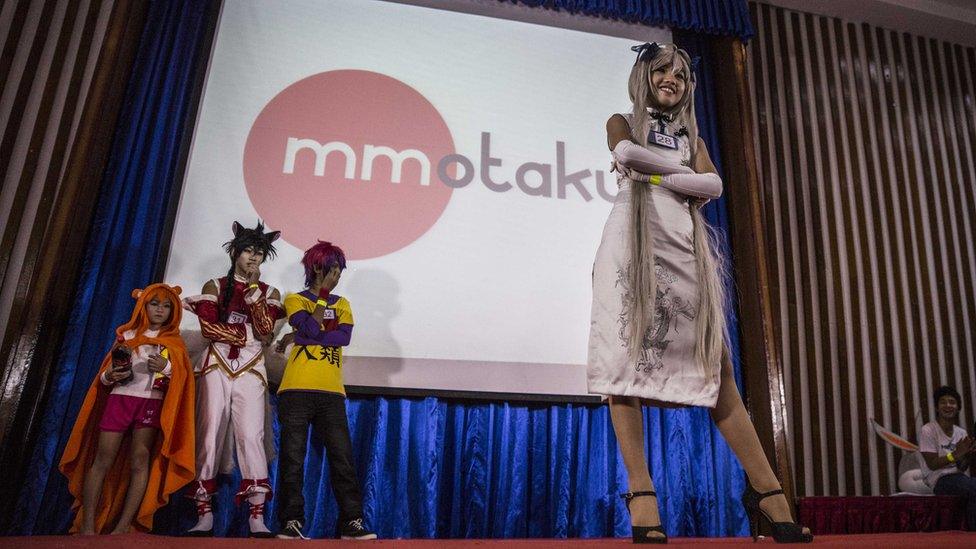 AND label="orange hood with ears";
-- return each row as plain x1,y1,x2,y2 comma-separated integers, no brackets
59,283,196,533
116,283,184,348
